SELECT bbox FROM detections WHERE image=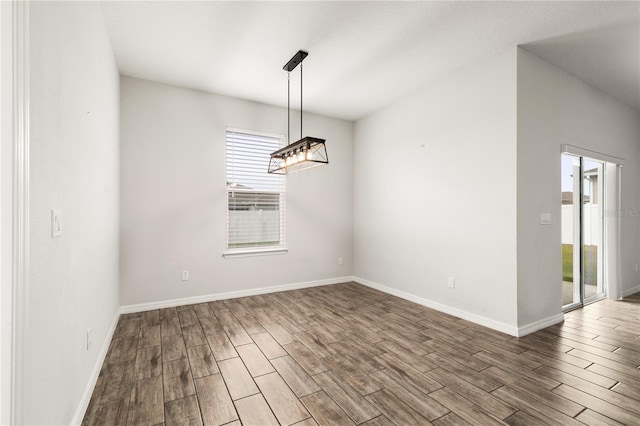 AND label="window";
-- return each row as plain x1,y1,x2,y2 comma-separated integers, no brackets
225,128,286,256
